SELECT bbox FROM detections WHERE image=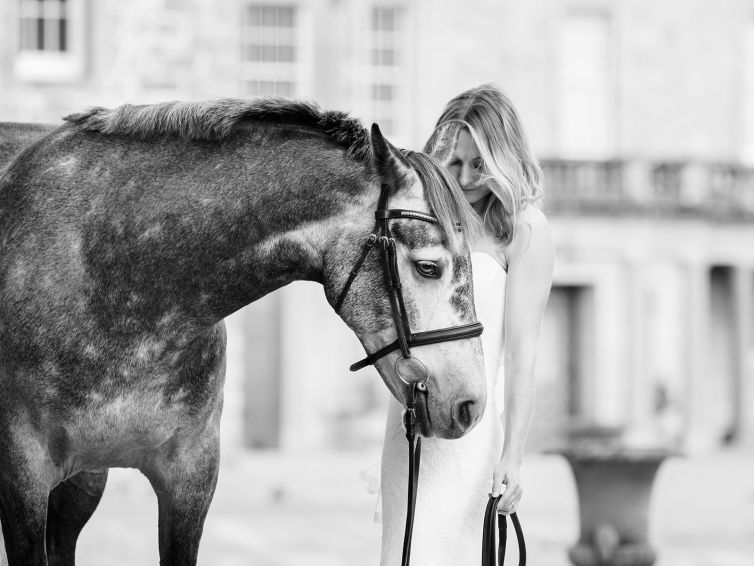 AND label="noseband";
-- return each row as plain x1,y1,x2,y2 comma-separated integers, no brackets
334,182,484,566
